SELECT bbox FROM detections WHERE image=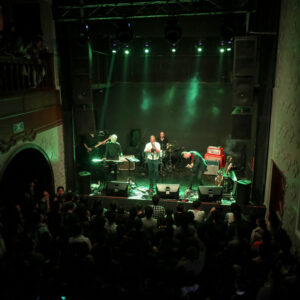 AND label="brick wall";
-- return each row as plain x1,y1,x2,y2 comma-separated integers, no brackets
265,0,300,253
